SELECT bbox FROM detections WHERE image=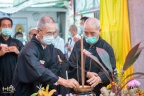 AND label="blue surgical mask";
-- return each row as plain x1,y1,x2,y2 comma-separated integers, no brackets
16,37,24,43
80,26,84,32
85,36,98,44
1,28,12,36
41,35,54,45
